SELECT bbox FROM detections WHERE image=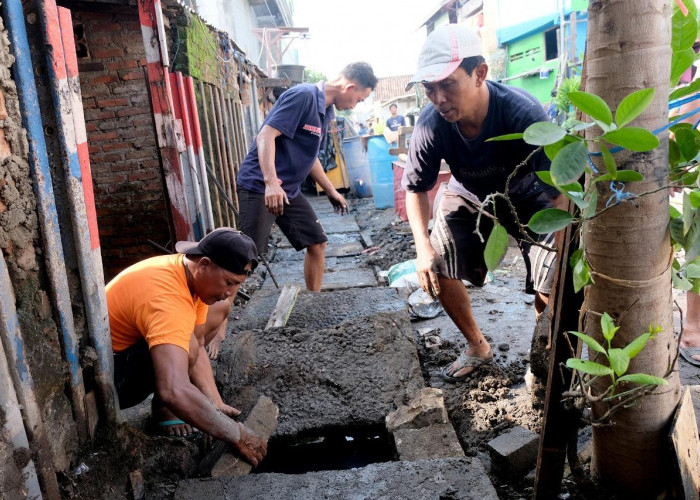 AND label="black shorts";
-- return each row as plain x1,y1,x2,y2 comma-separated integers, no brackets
430,188,556,294
237,188,328,255
113,339,155,409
